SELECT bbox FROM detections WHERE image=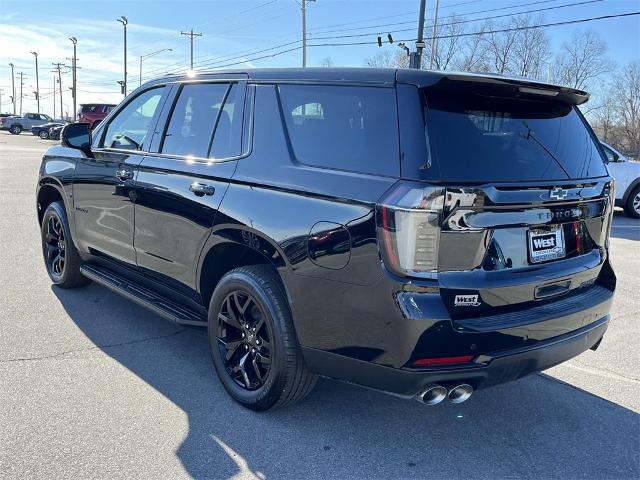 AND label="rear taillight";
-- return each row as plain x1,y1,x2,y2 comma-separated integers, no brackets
376,181,445,278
